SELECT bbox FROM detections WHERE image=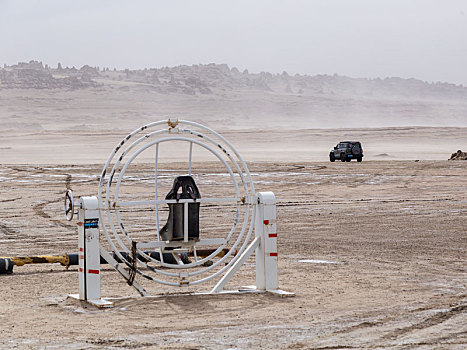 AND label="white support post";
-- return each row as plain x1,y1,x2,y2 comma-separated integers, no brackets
255,192,278,290
255,192,294,296
210,236,260,294
73,196,113,307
